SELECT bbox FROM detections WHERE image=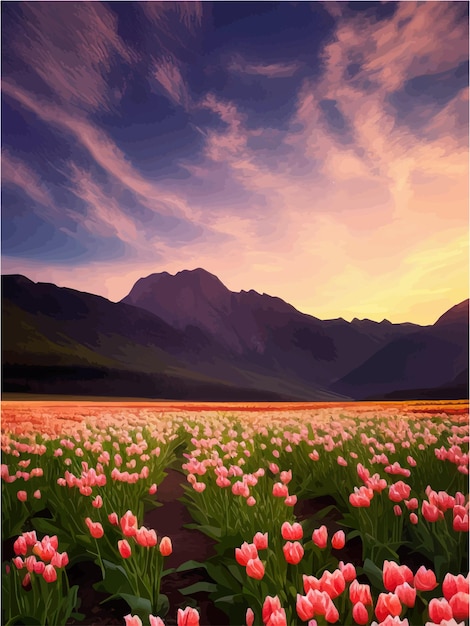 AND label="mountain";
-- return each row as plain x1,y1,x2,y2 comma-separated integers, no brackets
1,275,342,400
3,271,468,401
121,268,424,389
332,299,469,400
